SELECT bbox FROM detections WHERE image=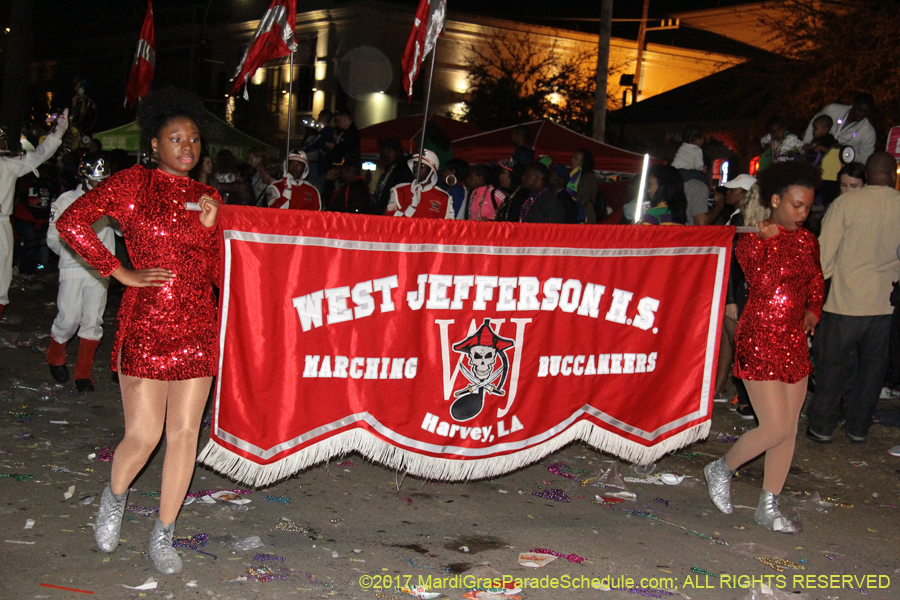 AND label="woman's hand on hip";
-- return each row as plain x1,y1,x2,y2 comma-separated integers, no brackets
111,266,175,287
